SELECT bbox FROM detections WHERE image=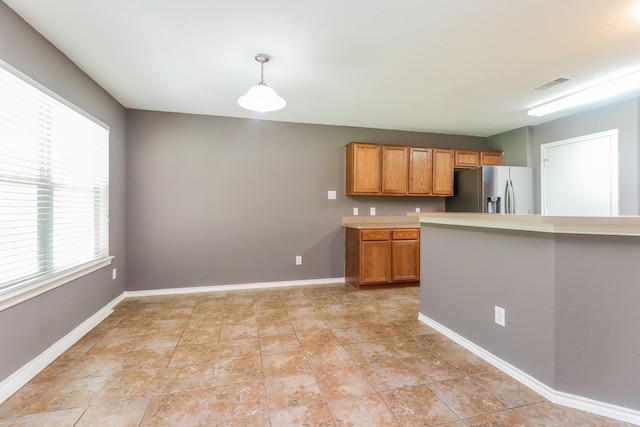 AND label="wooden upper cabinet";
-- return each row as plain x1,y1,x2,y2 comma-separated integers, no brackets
408,147,433,195
454,150,480,168
382,146,408,194
346,143,381,195
481,151,504,166
454,149,504,168
432,149,454,196
346,142,455,197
